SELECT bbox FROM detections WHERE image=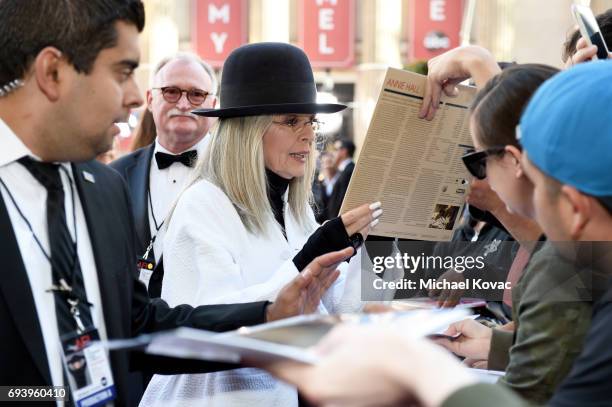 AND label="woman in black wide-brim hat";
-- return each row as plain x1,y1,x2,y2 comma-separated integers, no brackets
141,42,386,407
